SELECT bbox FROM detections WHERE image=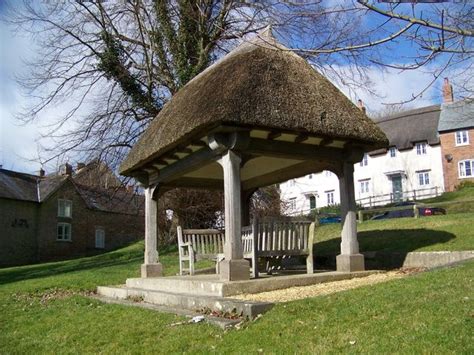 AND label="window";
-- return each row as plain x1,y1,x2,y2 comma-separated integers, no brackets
360,154,368,167
289,179,295,187
57,223,71,241
58,199,72,218
326,191,334,205
417,171,430,186
359,180,370,194
309,196,316,210
389,147,397,158
289,197,296,210
455,130,469,146
416,142,427,155
308,174,313,179
95,228,105,249
459,160,474,178
325,170,332,177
